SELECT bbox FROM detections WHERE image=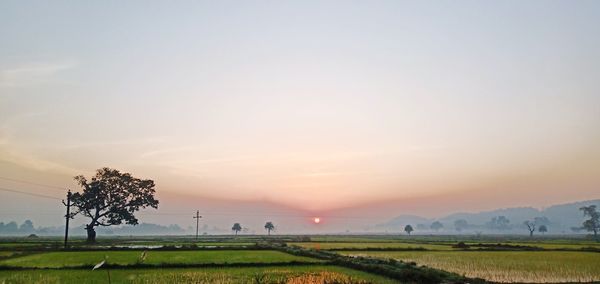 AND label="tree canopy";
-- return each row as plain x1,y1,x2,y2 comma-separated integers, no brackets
580,205,599,238
70,167,159,242
232,223,242,235
486,216,510,230
454,219,469,232
430,221,443,232
264,221,275,235
404,224,414,235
